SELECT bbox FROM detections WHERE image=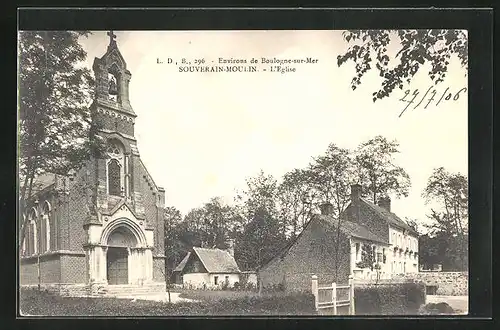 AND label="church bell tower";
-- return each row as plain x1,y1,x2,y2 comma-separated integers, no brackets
89,31,145,217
